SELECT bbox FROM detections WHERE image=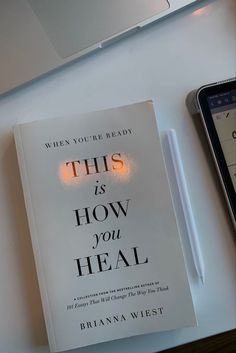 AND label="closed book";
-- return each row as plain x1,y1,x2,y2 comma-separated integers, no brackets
14,101,196,352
